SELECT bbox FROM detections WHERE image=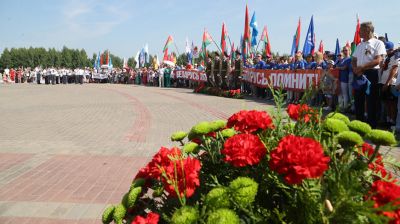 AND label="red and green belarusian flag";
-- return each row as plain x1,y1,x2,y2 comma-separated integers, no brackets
220,22,228,53
295,18,301,53
202,29,213,58
260,26,271,57
163,35,173,53
351,15,361,56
